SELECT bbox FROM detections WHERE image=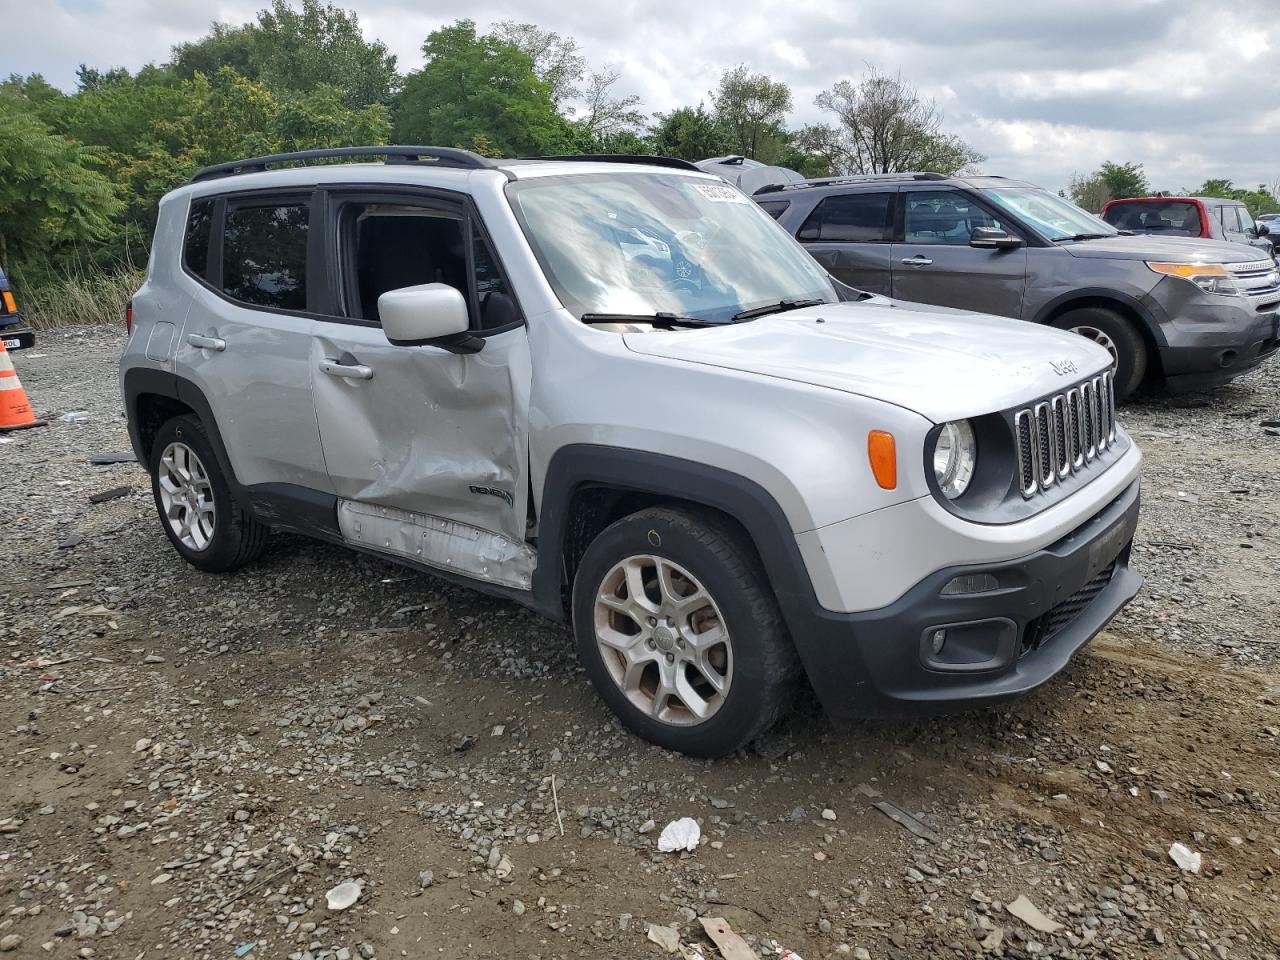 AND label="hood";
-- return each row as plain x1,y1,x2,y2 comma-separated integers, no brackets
694,156,805,195
622,298,1112,422
1063,234,1266,263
